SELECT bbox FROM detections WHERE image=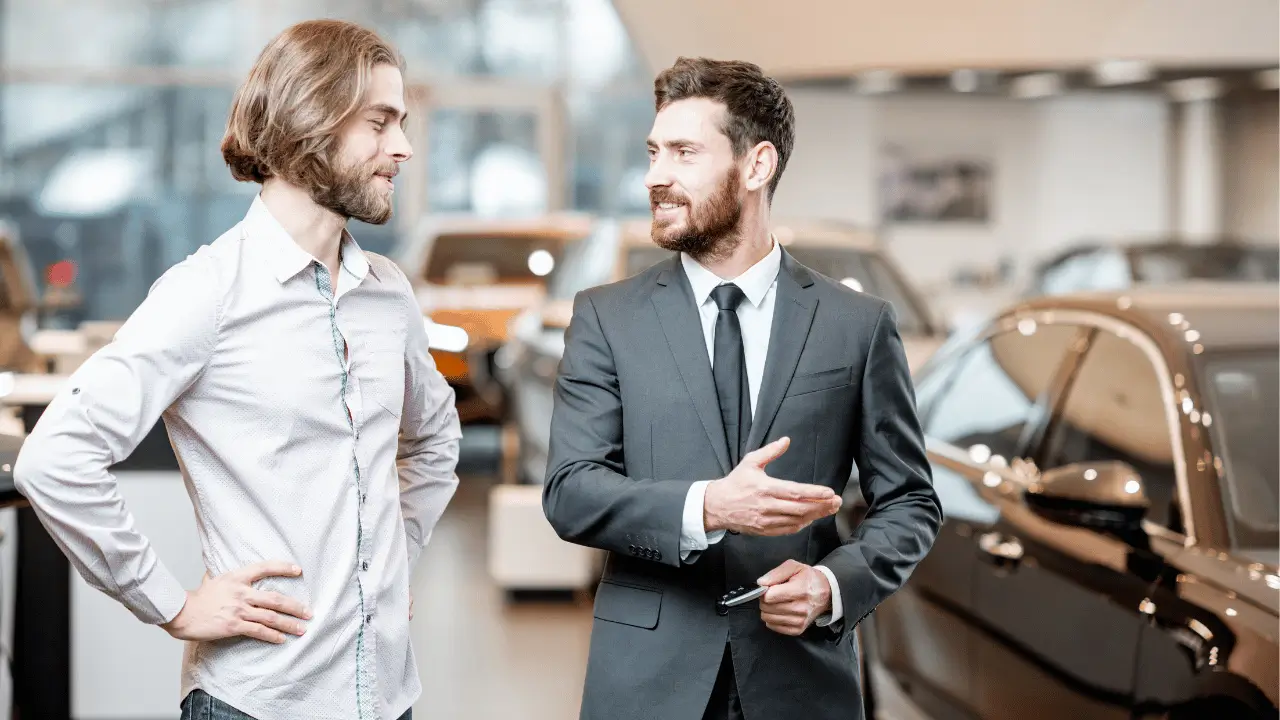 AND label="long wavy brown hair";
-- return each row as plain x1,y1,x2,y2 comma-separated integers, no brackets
221,20,404,194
